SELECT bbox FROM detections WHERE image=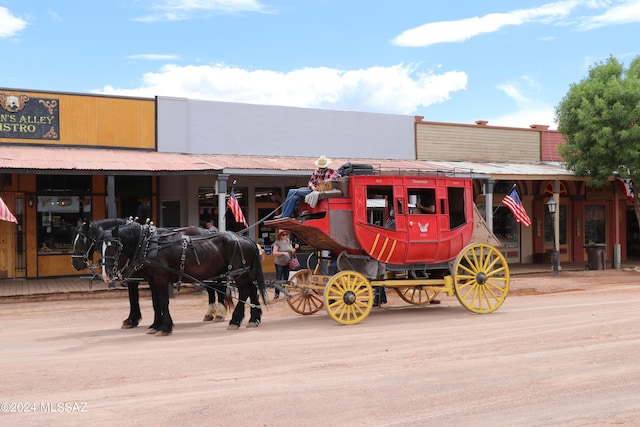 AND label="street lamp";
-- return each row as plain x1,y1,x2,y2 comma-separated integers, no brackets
546,197,559,276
